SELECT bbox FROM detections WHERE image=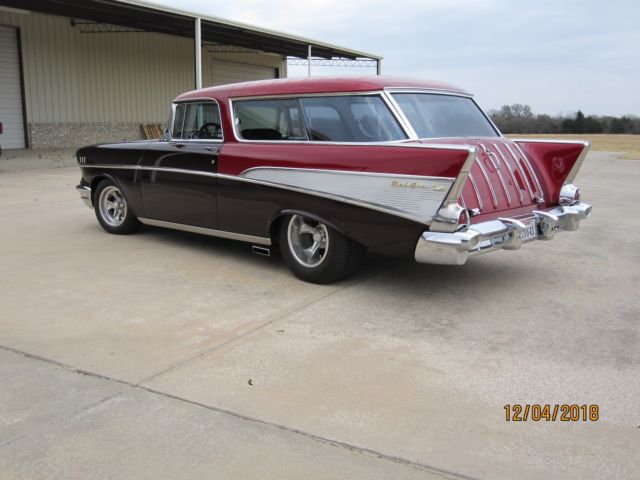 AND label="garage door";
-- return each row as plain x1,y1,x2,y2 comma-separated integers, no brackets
0,25,25,149
211,60,277,87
